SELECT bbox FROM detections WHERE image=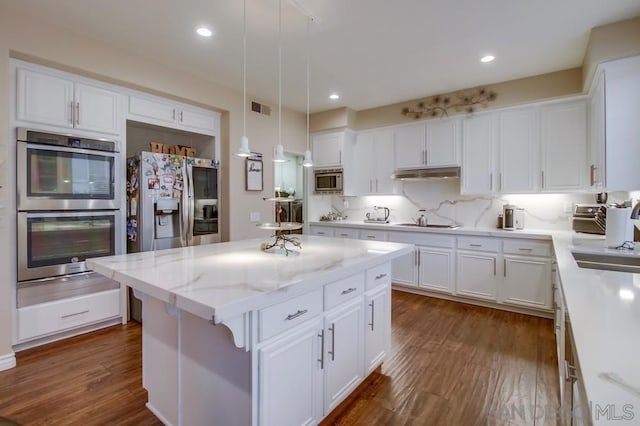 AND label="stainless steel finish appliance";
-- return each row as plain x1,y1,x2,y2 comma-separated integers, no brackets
503,204,515,230
391,166,460,180
126,151,220,253
17,128,119,211
314,168,343,194
17,210,121,282
572,204,606,234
